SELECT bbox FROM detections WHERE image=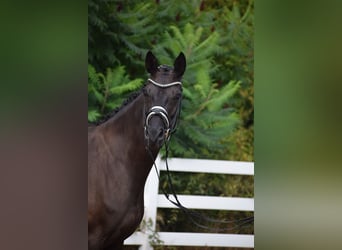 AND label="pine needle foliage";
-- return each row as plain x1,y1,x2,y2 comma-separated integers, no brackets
210,0,254,161
88,64,143,122
154,23,241,158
